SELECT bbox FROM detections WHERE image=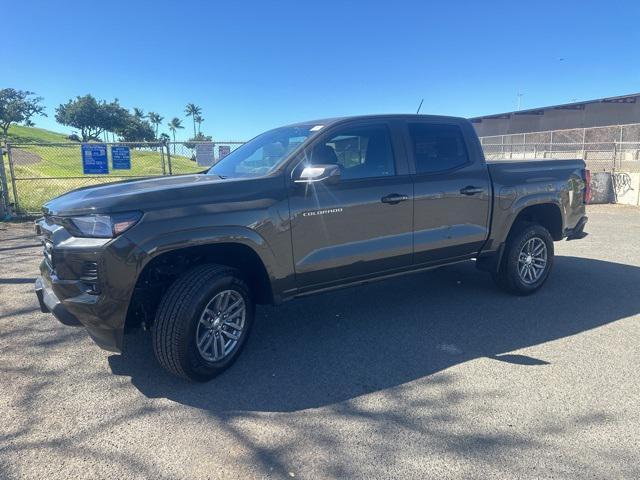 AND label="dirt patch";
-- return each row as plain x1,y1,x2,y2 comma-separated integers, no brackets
11,148,42,165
